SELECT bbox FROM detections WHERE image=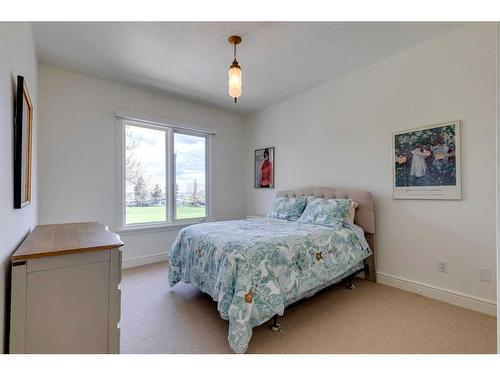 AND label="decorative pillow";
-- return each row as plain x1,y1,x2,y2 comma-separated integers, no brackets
297,198,354,227
346,201,359,225
267,196,308,221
